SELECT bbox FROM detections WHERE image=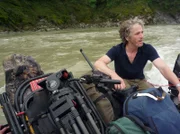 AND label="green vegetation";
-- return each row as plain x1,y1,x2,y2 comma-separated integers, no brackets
0,0,180,31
